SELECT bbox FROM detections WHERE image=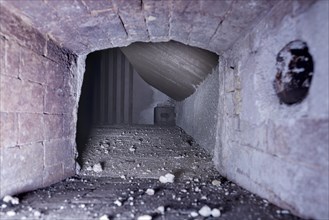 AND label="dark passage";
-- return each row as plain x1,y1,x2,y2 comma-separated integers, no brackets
76,48,152,164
